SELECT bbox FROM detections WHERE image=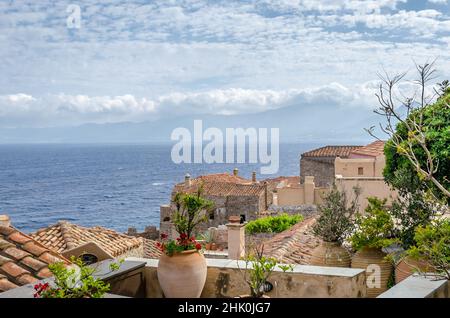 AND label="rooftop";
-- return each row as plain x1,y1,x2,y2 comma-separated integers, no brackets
263,217,321,265
173,172,268,197
0,223,70,293
142,238,162,259
301,145,362,158
349,140,385,158
30,221,143,258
